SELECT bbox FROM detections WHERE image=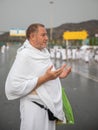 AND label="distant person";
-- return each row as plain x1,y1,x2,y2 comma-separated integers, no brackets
5,23,71,130
72,49,76,60
94,49,98,63
84,48,90,63
67,48,72,60
56,49,61,59
50,48,55,58
75,47,81,60
1,45,6,53
61,48,67,60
